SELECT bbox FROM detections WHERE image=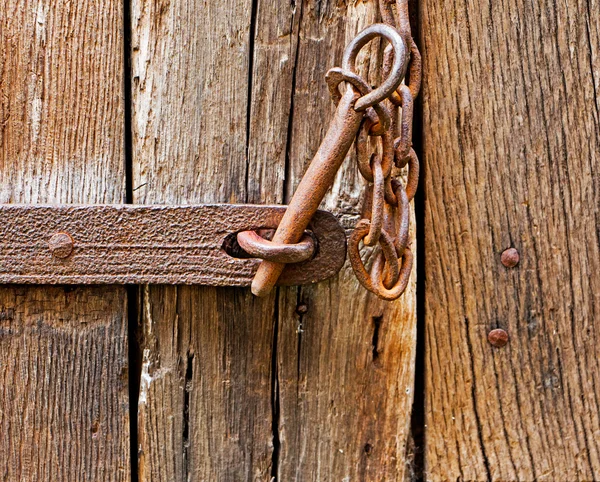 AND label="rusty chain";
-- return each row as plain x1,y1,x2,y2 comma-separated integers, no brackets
241,2,421,301
347,0,421,300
